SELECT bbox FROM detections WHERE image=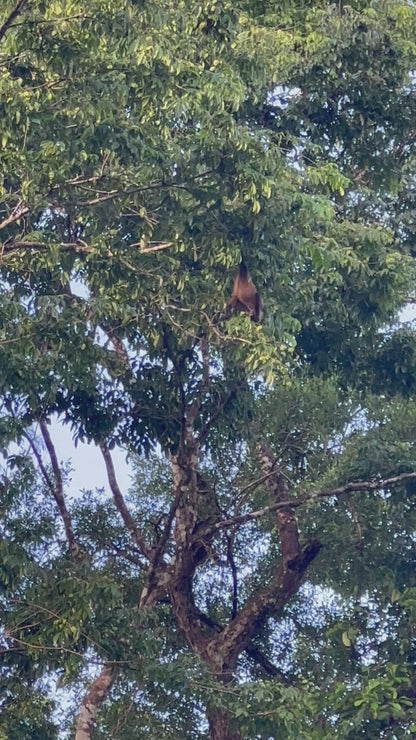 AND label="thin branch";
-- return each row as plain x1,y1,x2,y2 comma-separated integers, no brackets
0,0,28,44
201,311,252,344
73,170,215,207
134,241,173,252
139,487,182,608
199,470,416,537
22,430,54,492
0,240,91,253
1,237,171,257
207,541,321,667
38,420,79,559
99,442,152,560
10,13,86,28
345,494,363,544
197,389,239,444
238,469,279,497
245,644,290,682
